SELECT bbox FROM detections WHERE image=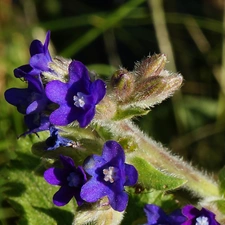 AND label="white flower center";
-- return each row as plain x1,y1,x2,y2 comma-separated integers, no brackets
103,166,116,183
196,216,209,225
73,92,85,108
